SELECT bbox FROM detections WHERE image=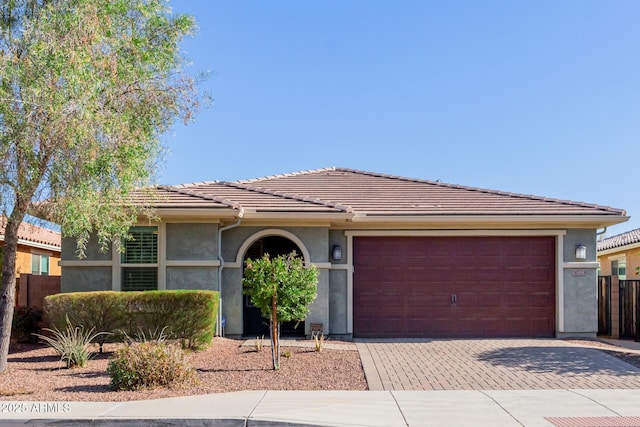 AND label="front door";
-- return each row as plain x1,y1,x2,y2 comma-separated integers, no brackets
242,236,305,337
